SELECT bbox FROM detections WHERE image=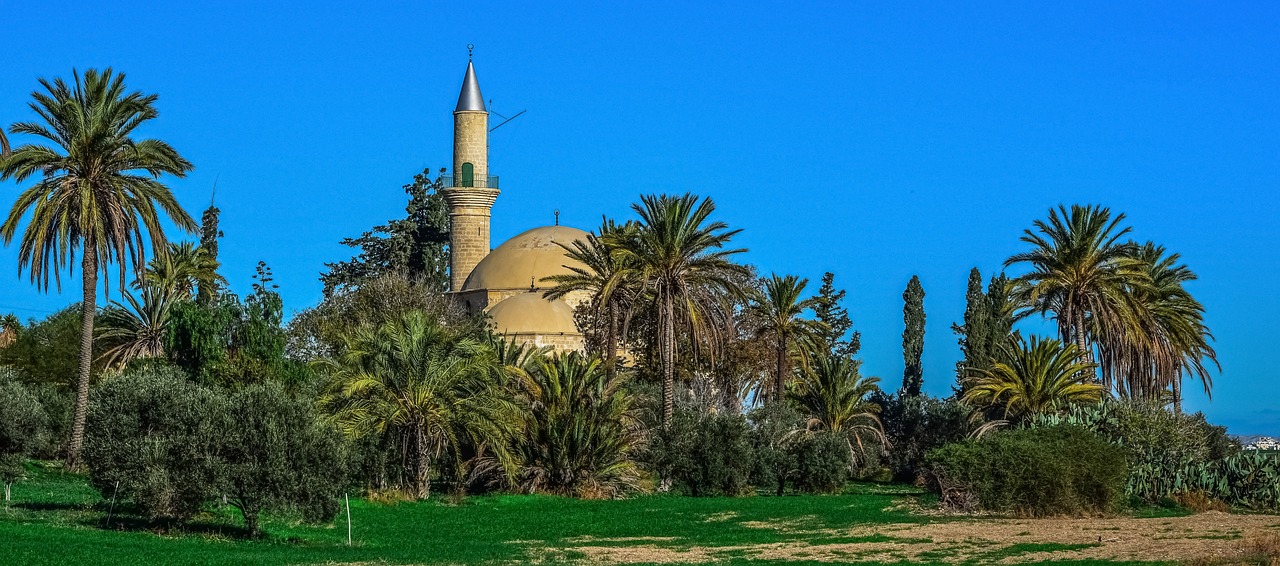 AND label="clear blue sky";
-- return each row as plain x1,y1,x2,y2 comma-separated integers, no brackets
2,2,1277,434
